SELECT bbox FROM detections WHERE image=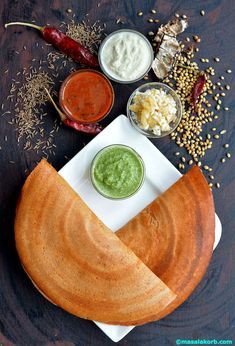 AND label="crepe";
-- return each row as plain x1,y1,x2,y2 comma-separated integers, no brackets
15,160,176,326
117,166,215,315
